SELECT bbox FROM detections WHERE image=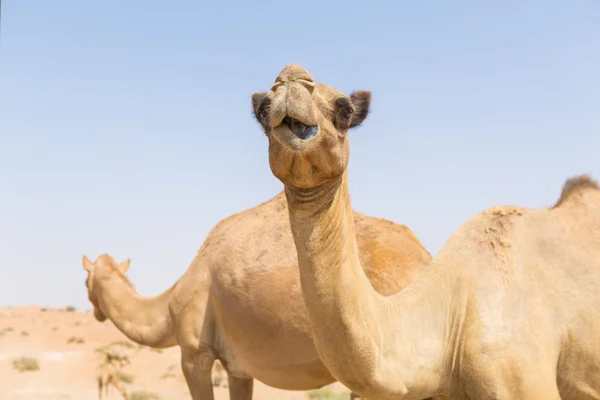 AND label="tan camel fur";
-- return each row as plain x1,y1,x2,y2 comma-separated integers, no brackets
251,63,600,400
81,192,431,399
